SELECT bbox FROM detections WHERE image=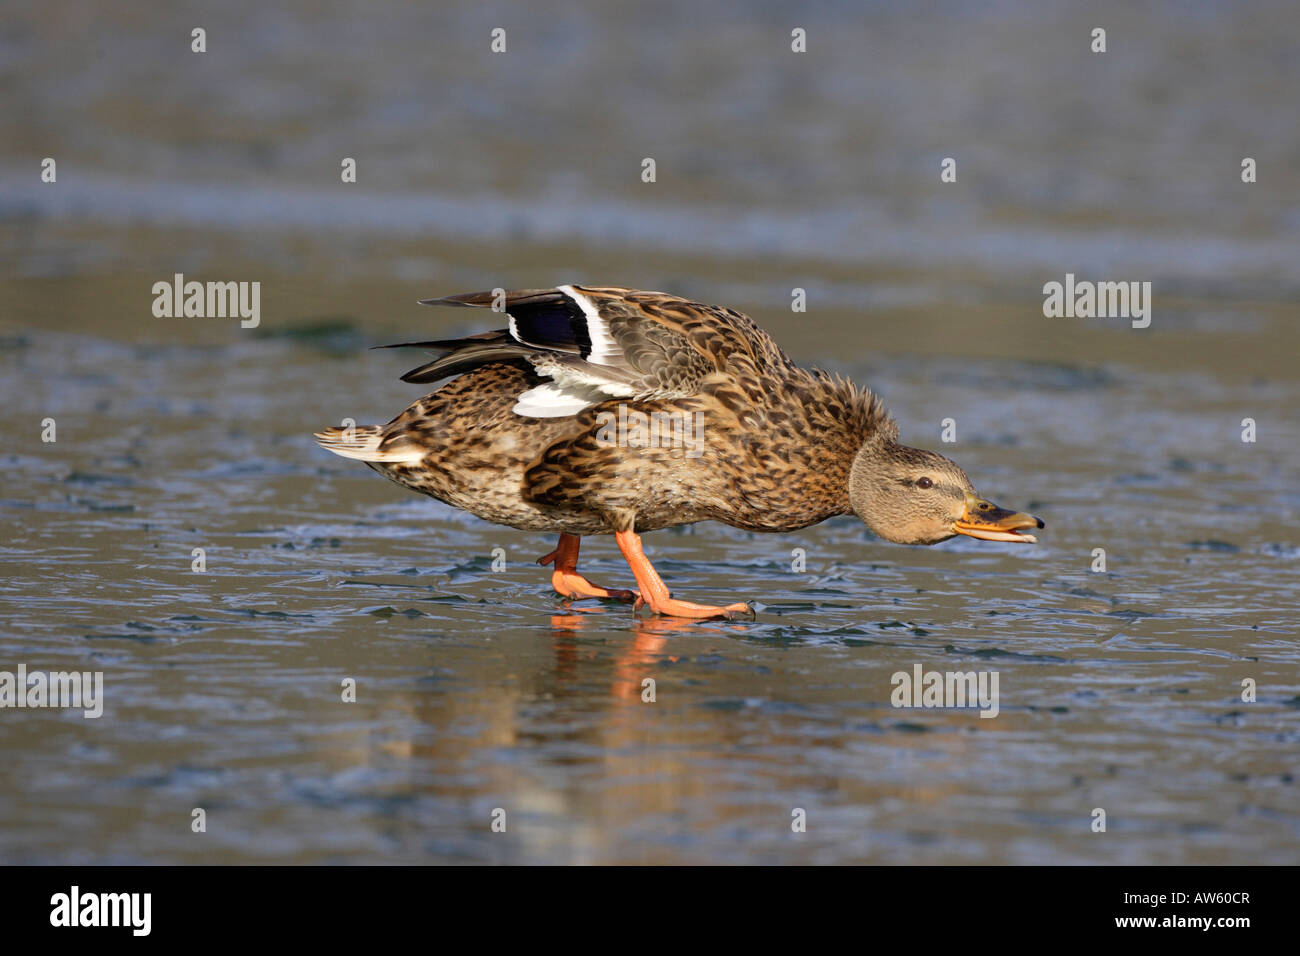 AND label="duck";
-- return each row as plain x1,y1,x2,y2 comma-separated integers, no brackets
315,285,1044,619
